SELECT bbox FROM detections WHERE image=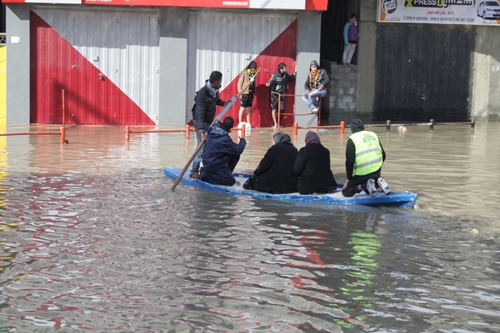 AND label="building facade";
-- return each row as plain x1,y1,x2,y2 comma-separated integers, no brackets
5,0,327,127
